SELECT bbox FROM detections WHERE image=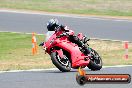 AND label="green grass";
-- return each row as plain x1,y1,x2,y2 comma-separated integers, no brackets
0,32,55,71
0,0,132,16
89,40,132,66
0,32,132,71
